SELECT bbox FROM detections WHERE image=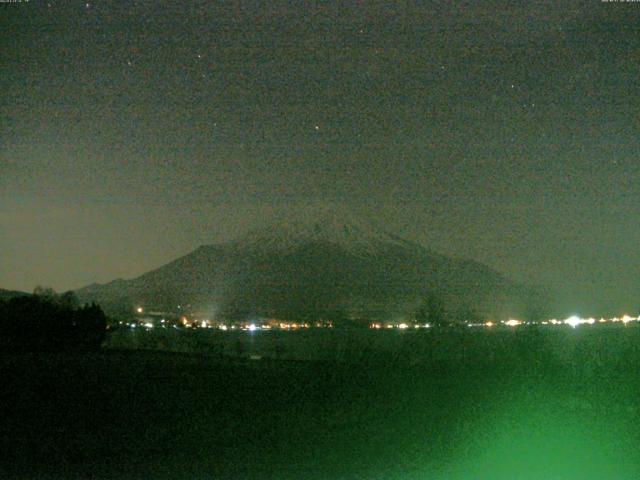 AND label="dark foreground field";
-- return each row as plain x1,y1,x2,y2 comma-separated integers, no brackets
2,329,640,479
